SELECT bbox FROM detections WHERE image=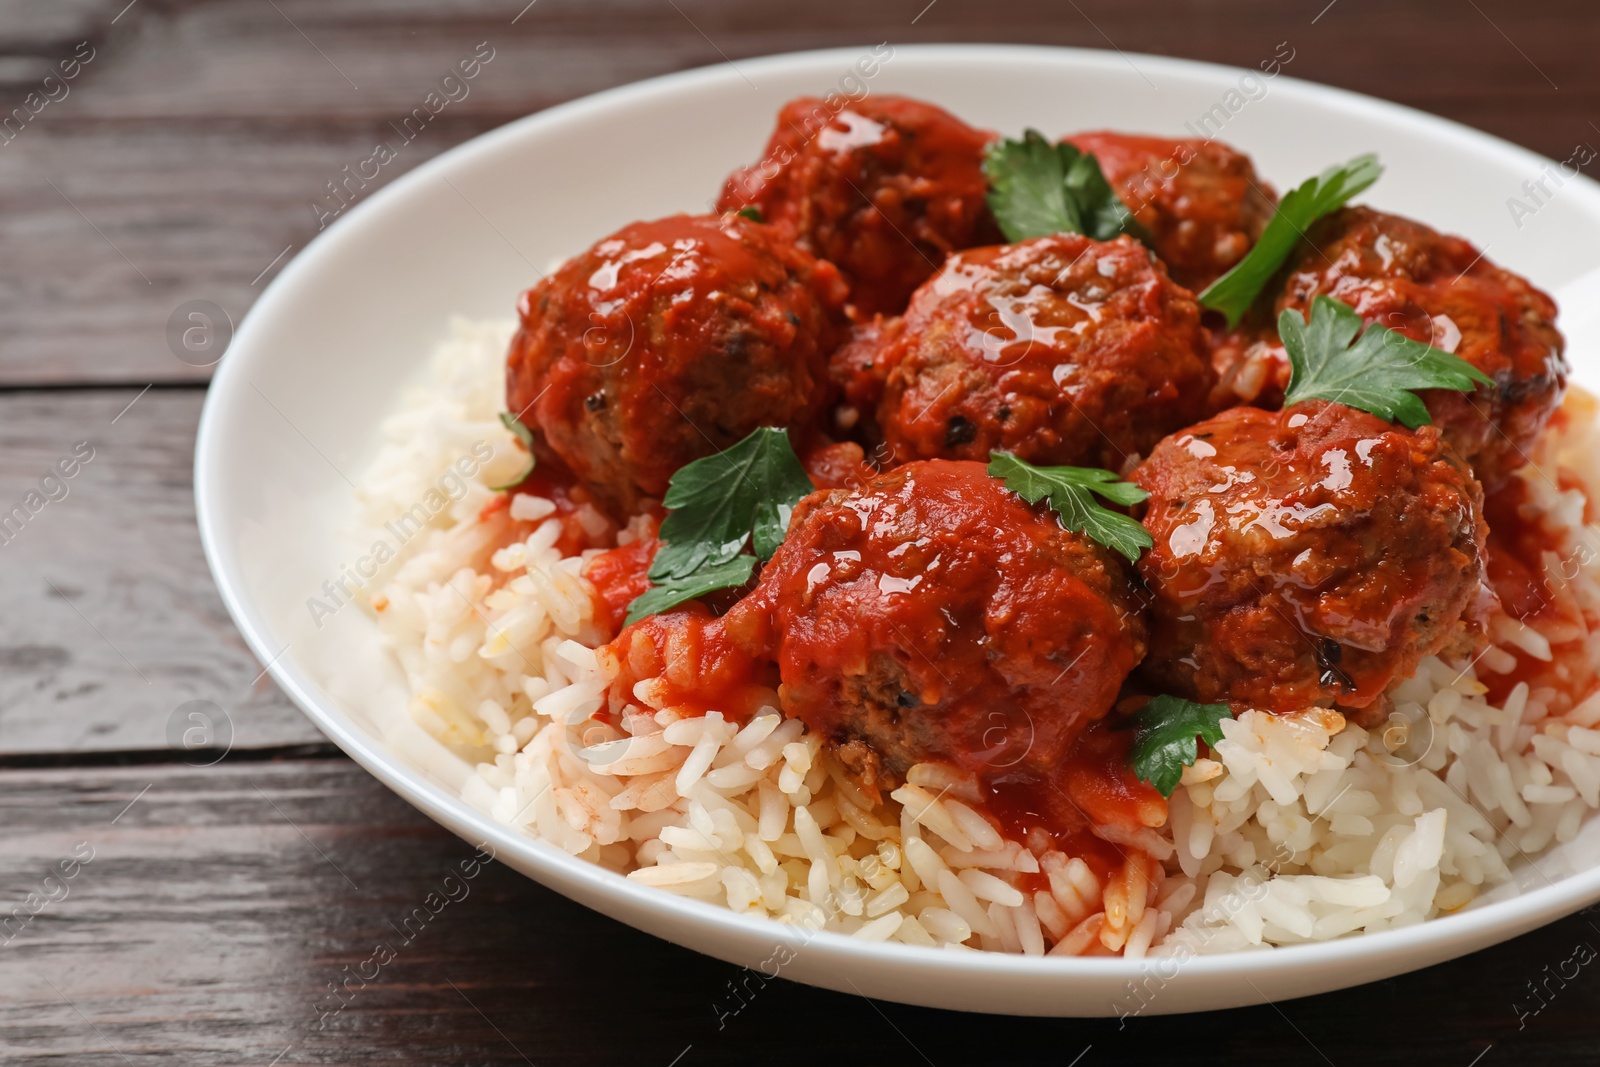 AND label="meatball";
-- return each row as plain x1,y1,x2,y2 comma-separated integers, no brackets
827,314,901,446
727,460,1148,794
1272,206,1566,489
1133,400,1487,714
872,234,1215,471
1065,131,1277,291
506,213,848,516
717,96,1001,316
